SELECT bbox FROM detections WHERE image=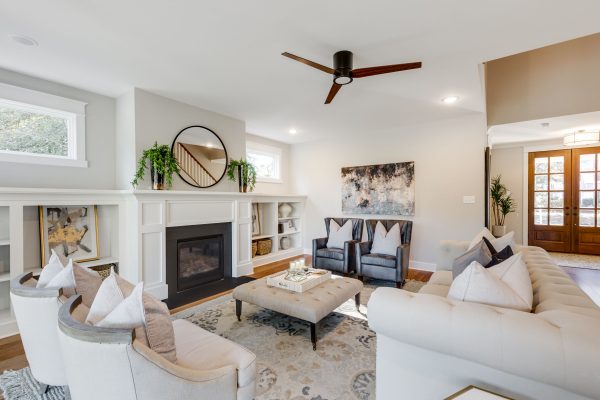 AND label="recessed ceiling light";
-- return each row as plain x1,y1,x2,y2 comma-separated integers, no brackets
206,143,213,148
541,122,550,128
10,34,38,47
442,96,459,104
289,128,297,135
